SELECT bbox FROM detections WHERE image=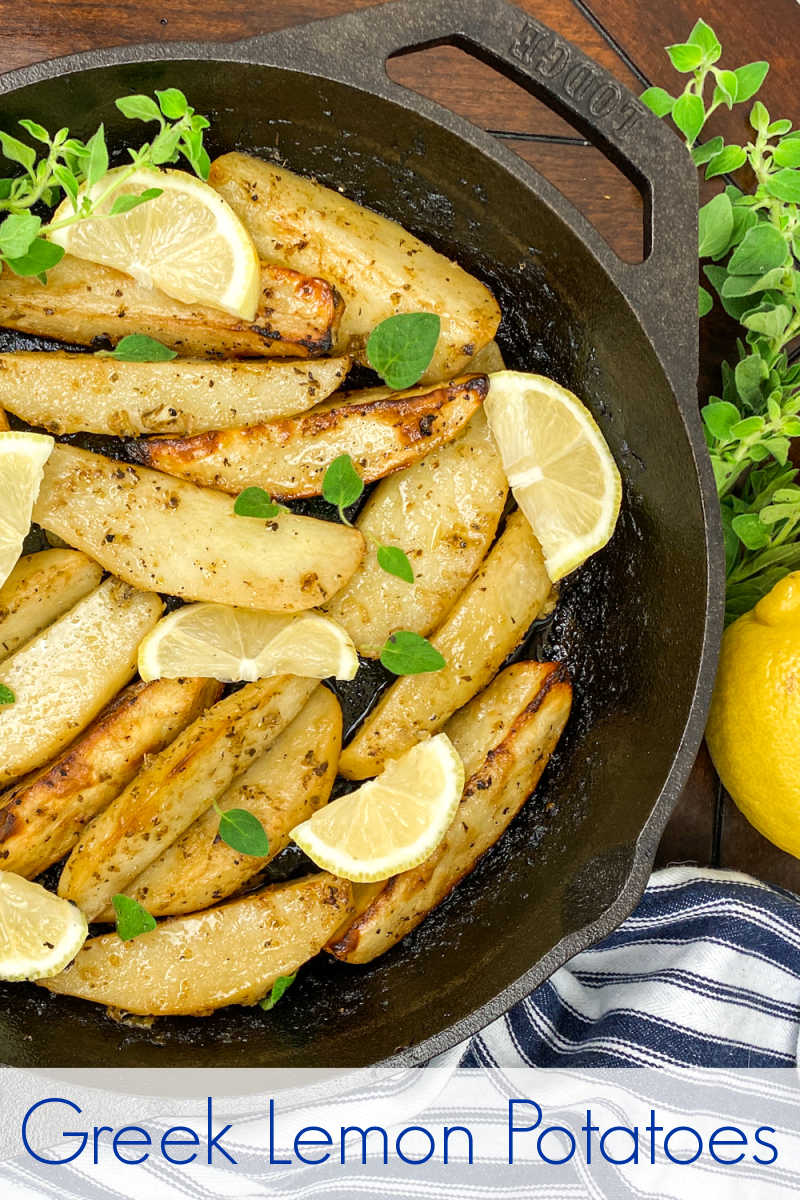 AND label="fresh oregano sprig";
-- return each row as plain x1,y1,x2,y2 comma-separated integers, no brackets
644,22,800,622
0,88,210,281
322,453,415,584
